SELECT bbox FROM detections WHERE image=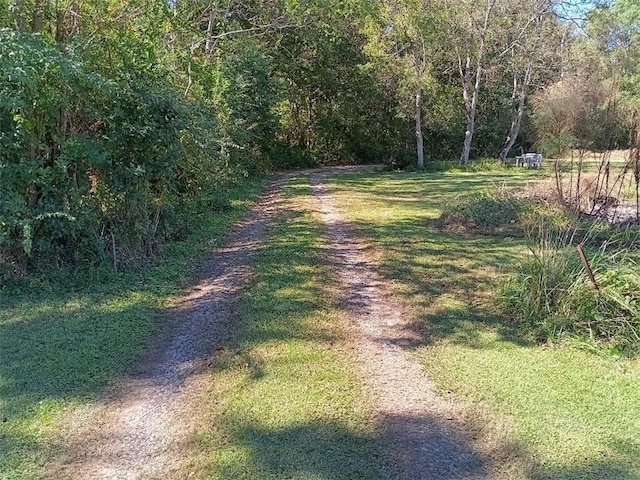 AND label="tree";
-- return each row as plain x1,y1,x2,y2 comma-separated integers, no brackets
363,0,442,168
439,0,568,164
440,0,496,165
533,0,640,155
497,2,565,163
